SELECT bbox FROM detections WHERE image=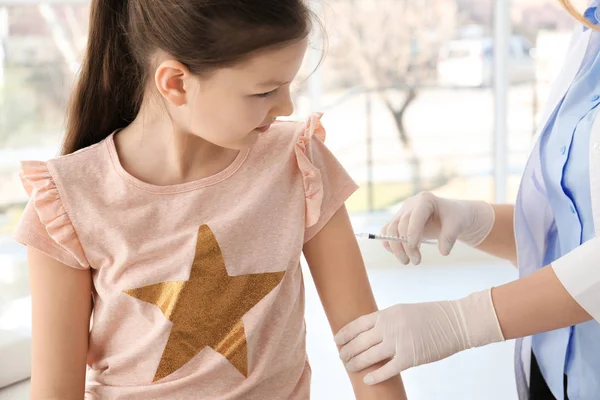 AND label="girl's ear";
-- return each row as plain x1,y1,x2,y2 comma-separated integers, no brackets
154,60,193,107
